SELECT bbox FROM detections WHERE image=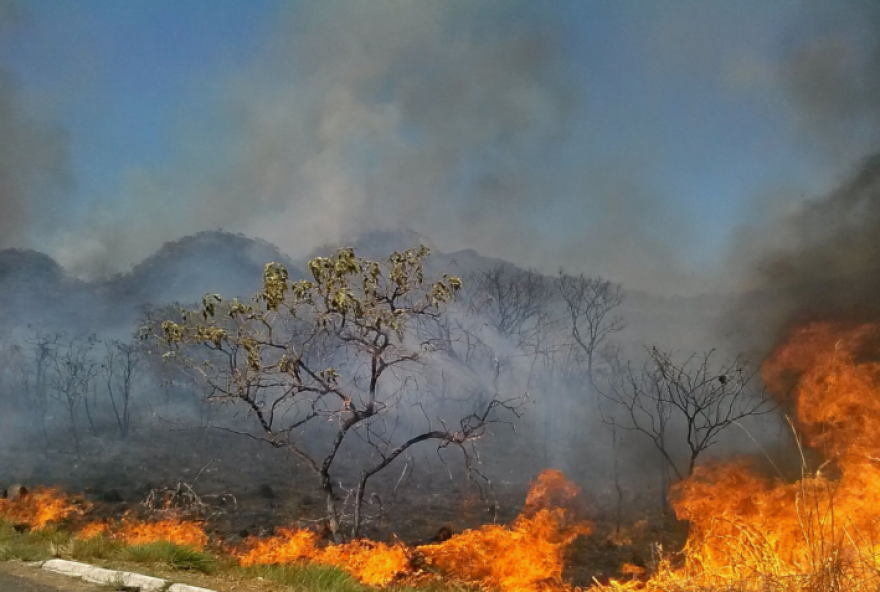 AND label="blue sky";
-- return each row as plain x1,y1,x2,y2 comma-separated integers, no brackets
1,1,878,294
